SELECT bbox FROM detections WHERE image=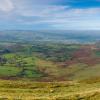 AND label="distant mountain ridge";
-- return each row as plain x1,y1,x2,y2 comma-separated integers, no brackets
0,30,100,43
